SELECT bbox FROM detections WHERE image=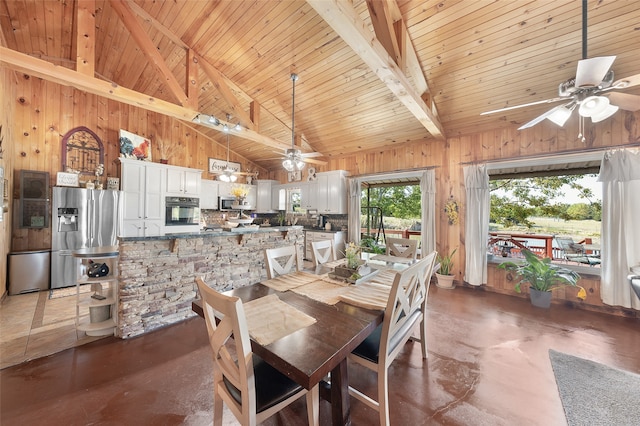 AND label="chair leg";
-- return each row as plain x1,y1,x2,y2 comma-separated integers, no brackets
306,385,319,426
378,366,390,426
420,317,428,359
213,391,224,426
